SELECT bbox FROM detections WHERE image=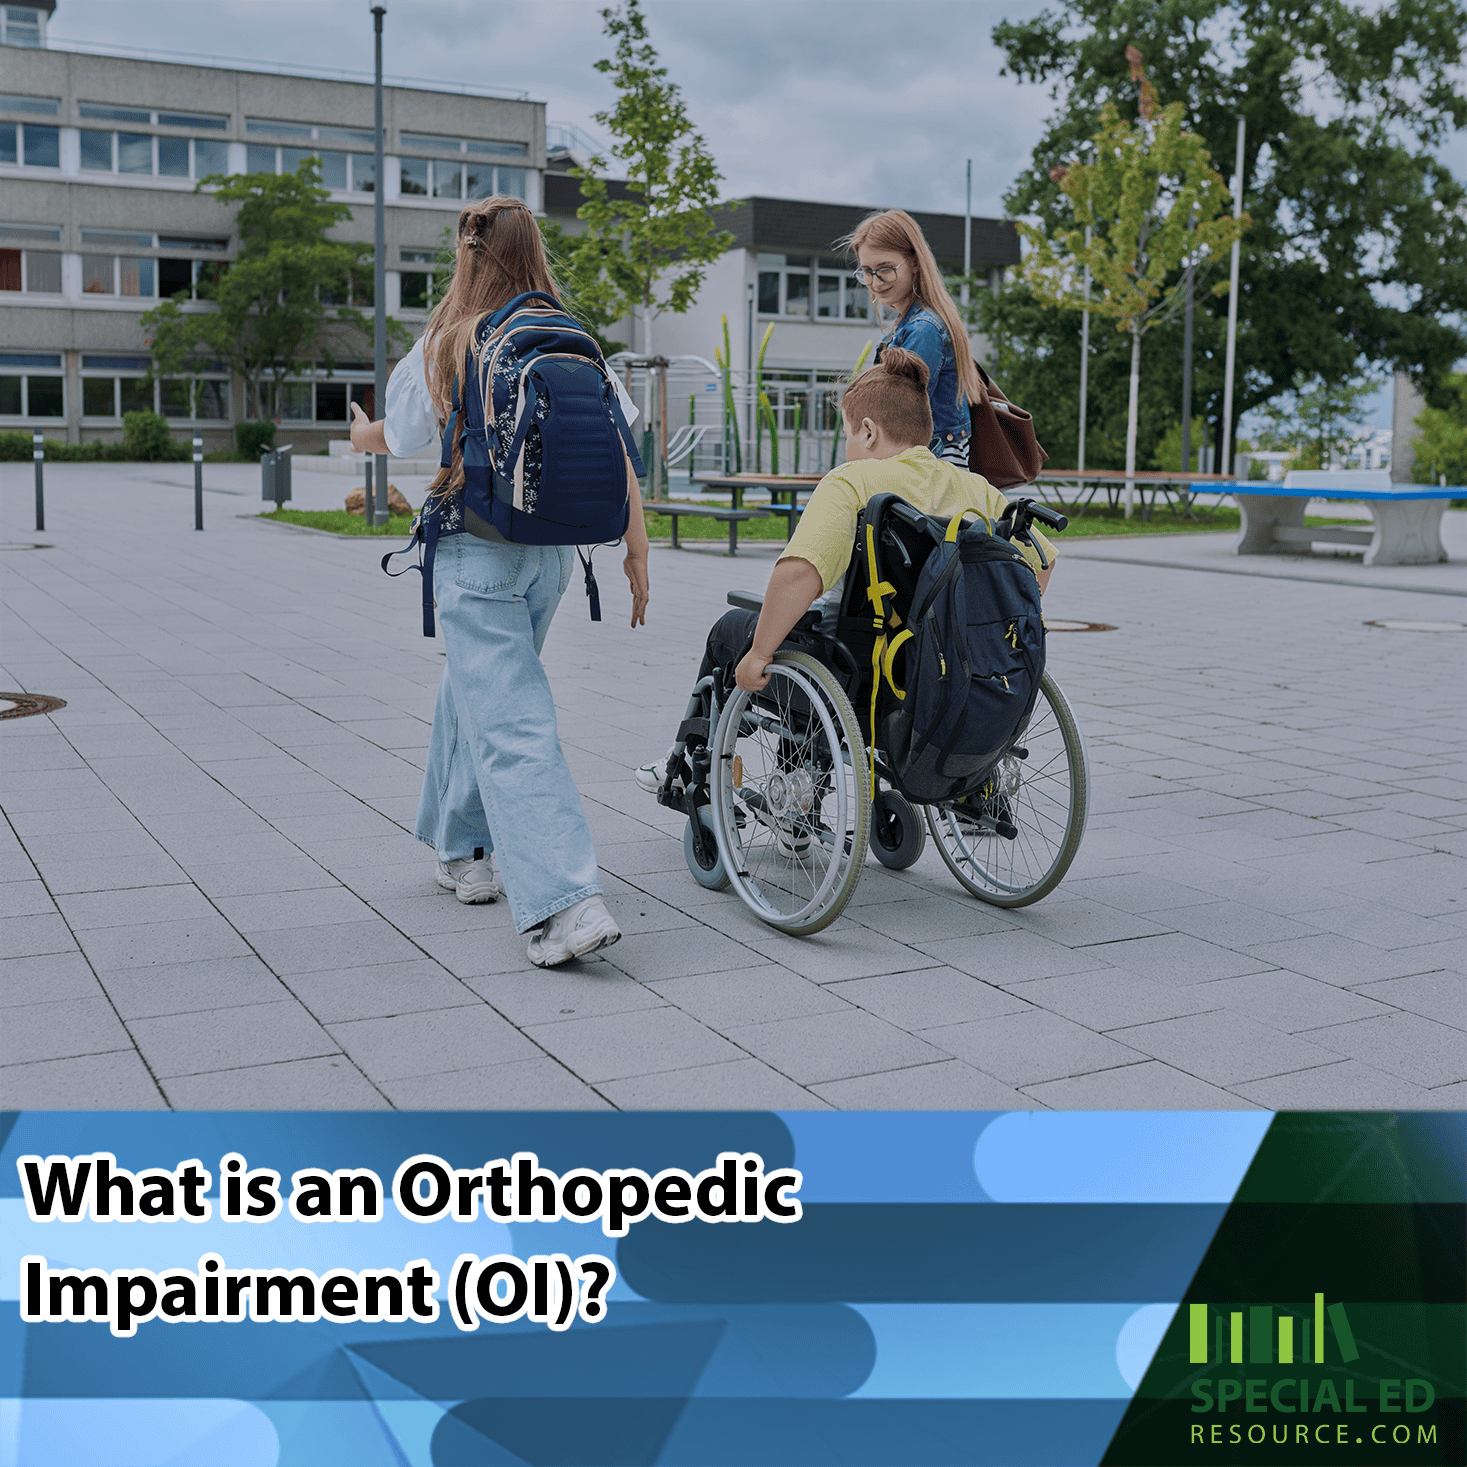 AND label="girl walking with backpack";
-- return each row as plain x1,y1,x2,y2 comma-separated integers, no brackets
845,209,980,467
350,196,650,967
